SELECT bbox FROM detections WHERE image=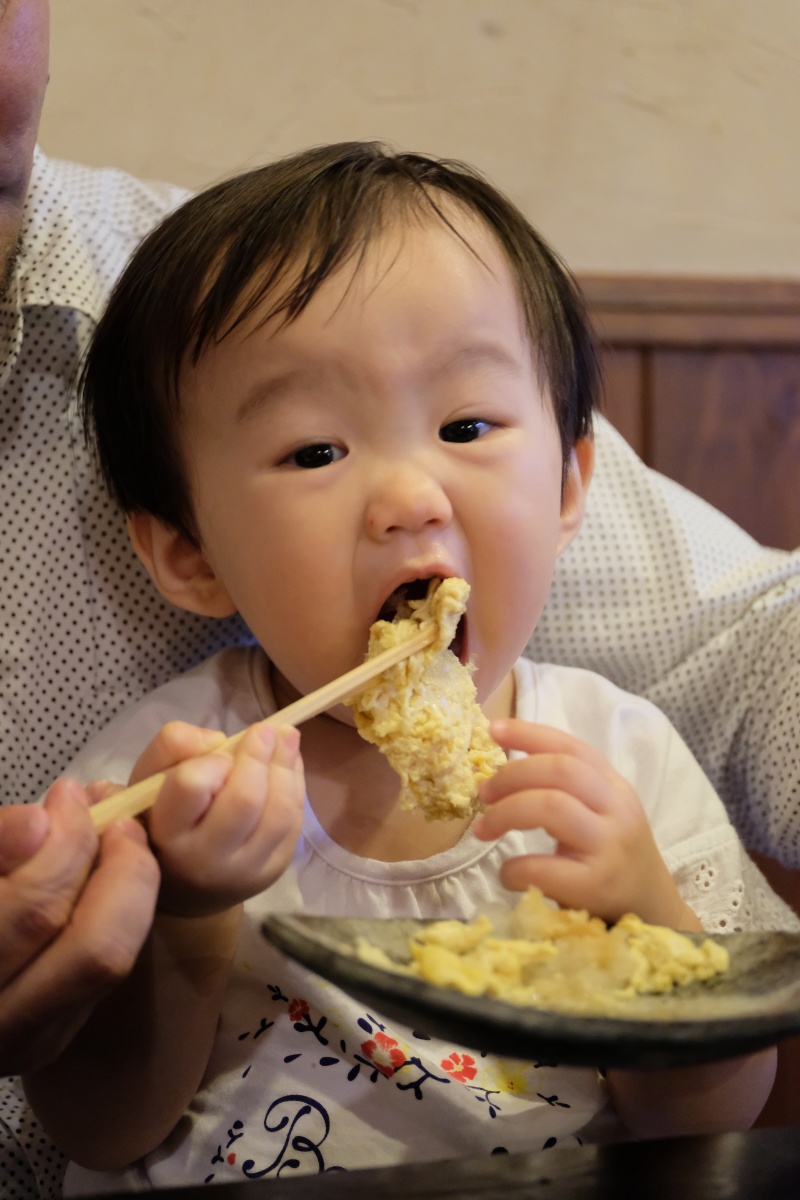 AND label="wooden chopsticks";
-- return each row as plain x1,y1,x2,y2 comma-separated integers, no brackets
89,626,436,832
